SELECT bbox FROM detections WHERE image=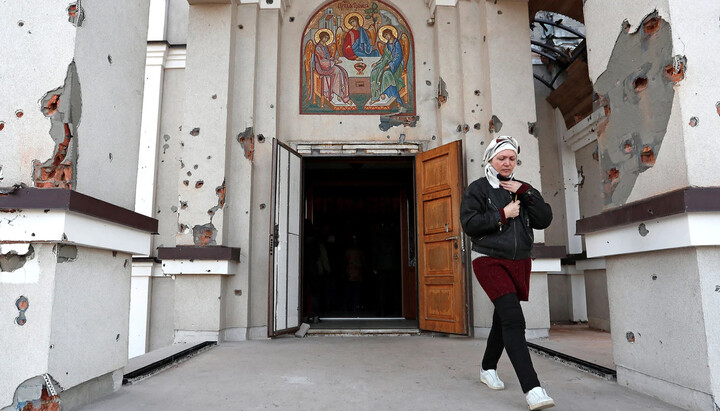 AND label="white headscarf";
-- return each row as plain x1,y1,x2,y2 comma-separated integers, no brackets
483,135,520,188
